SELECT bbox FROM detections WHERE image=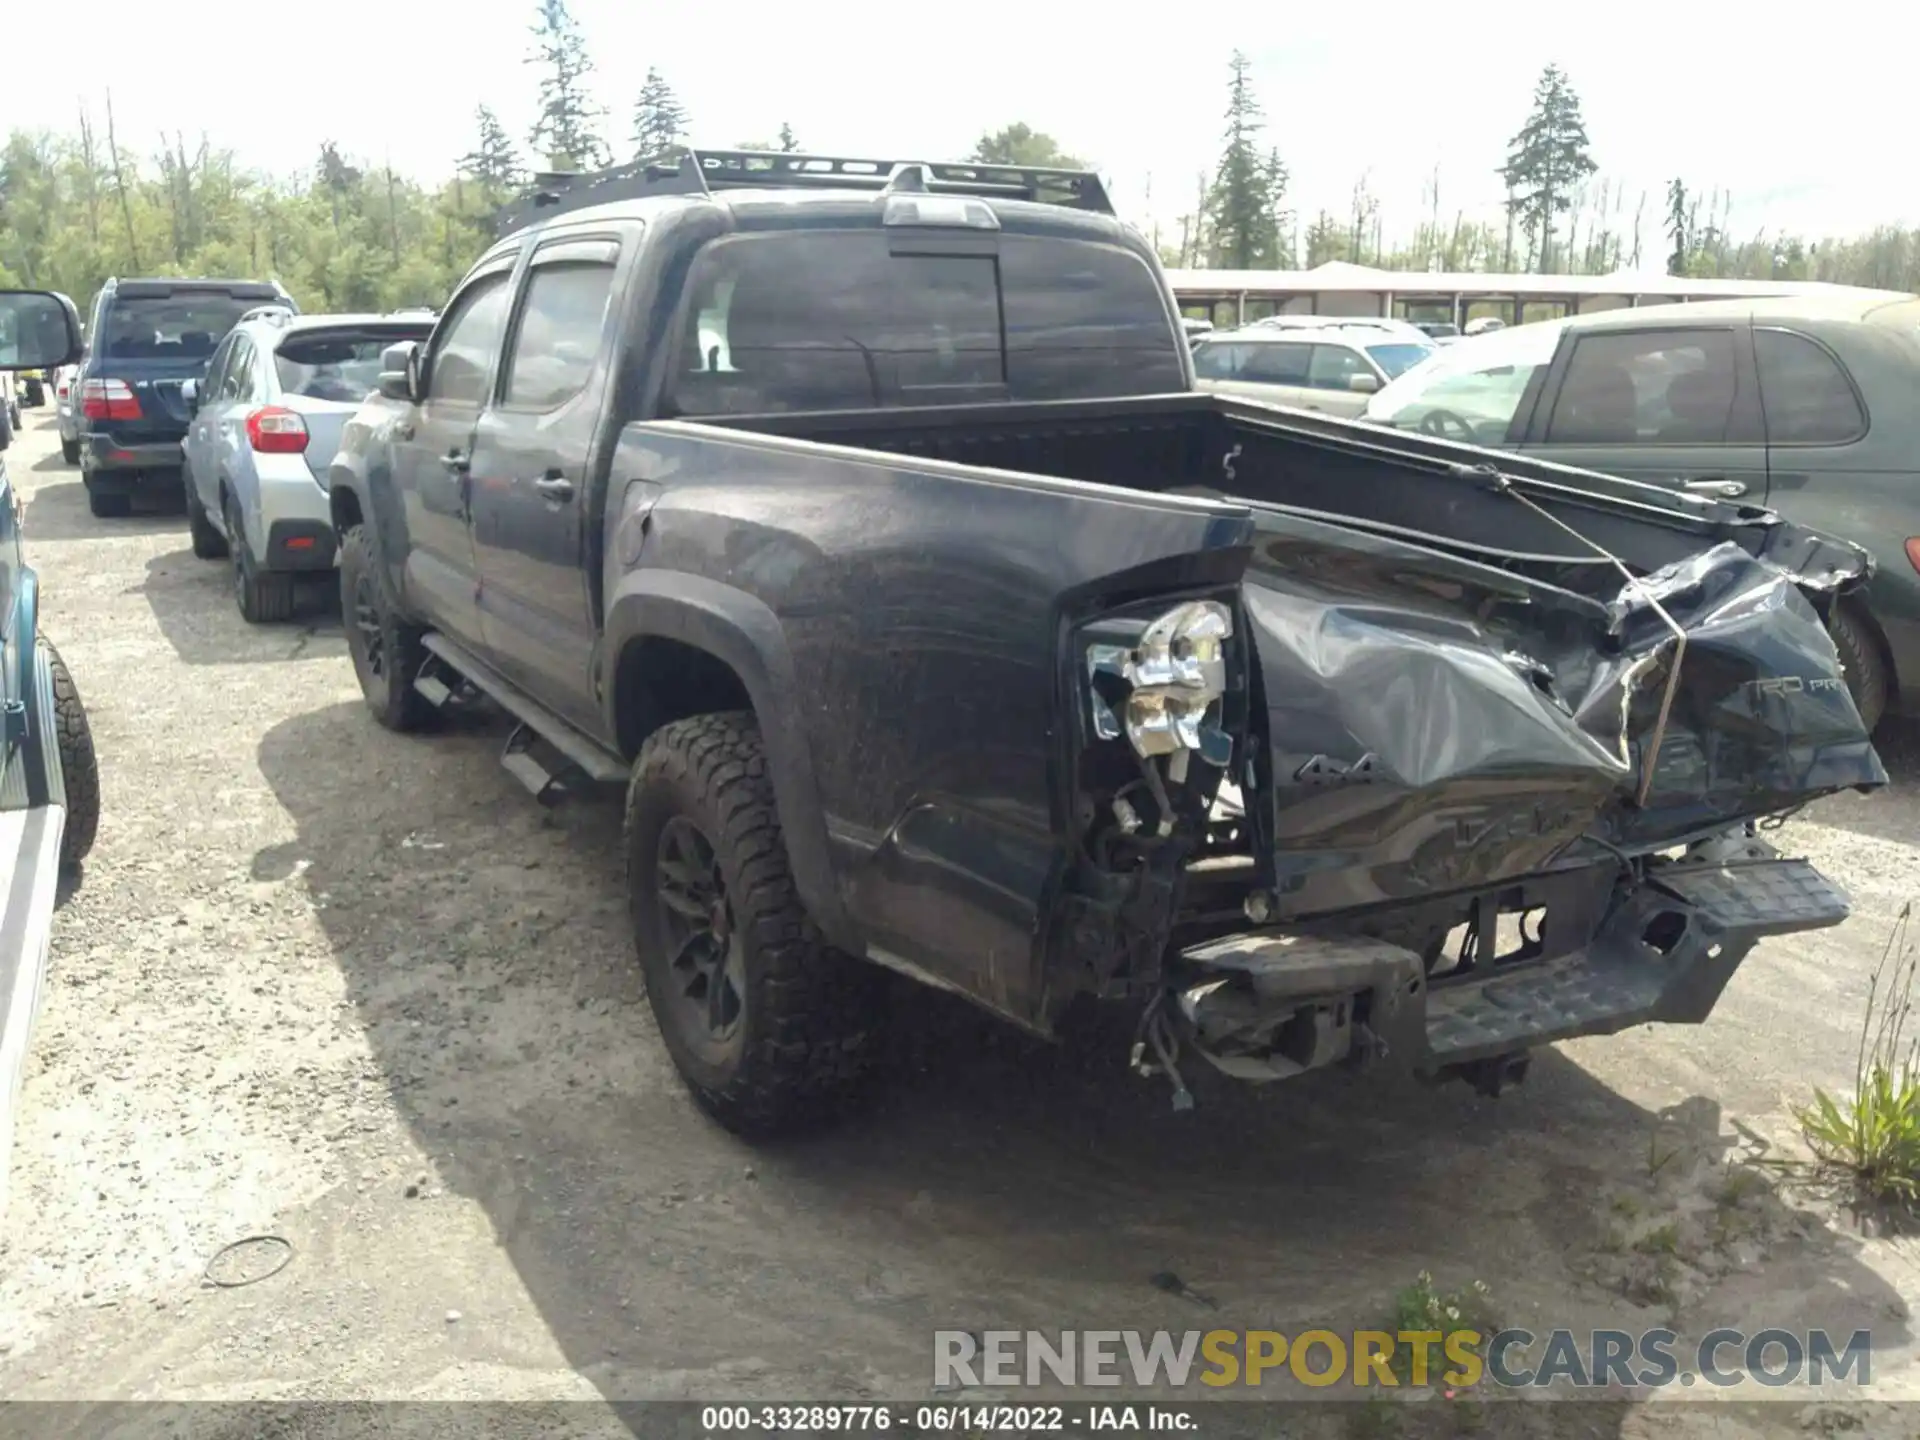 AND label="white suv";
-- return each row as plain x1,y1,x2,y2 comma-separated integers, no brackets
1192,325,1437,418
